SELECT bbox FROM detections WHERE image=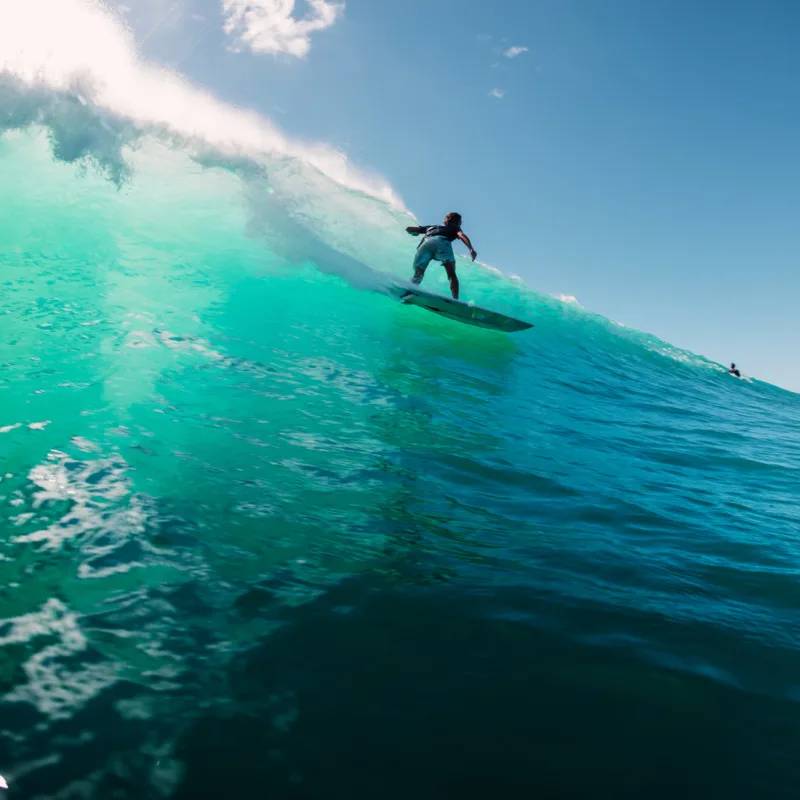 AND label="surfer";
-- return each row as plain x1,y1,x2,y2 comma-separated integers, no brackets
729,363,741,377
405,212,477,300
